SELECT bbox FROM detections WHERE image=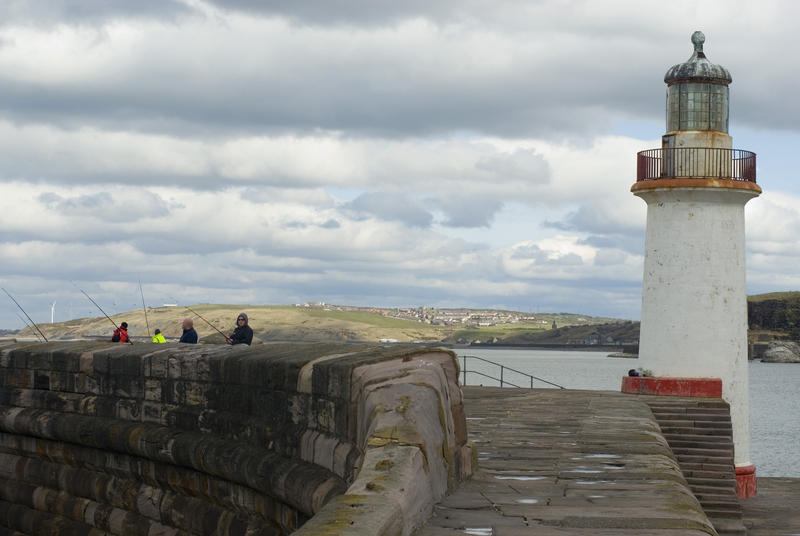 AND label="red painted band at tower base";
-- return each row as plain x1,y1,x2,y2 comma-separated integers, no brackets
736,464,757,498
621,376,722,398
